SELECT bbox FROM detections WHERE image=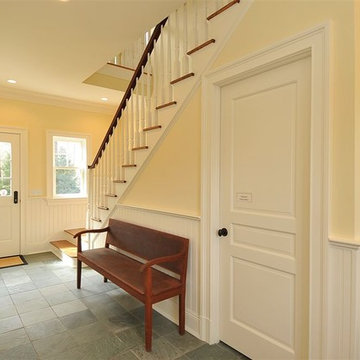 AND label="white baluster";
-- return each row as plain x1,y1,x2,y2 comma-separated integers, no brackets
166,18,173,102
173,9,180,80
145,58,151,129
140,68,145,146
